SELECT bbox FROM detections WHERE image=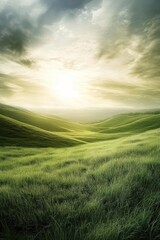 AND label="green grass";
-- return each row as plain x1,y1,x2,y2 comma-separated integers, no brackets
0,114,85,147
91,112,160,133
0,104,160,239
1,104,160,146
0,103,86,132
